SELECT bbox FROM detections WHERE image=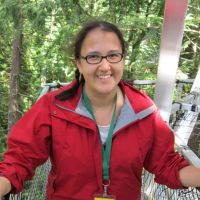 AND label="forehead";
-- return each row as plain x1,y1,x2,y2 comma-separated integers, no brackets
80,28,122,54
